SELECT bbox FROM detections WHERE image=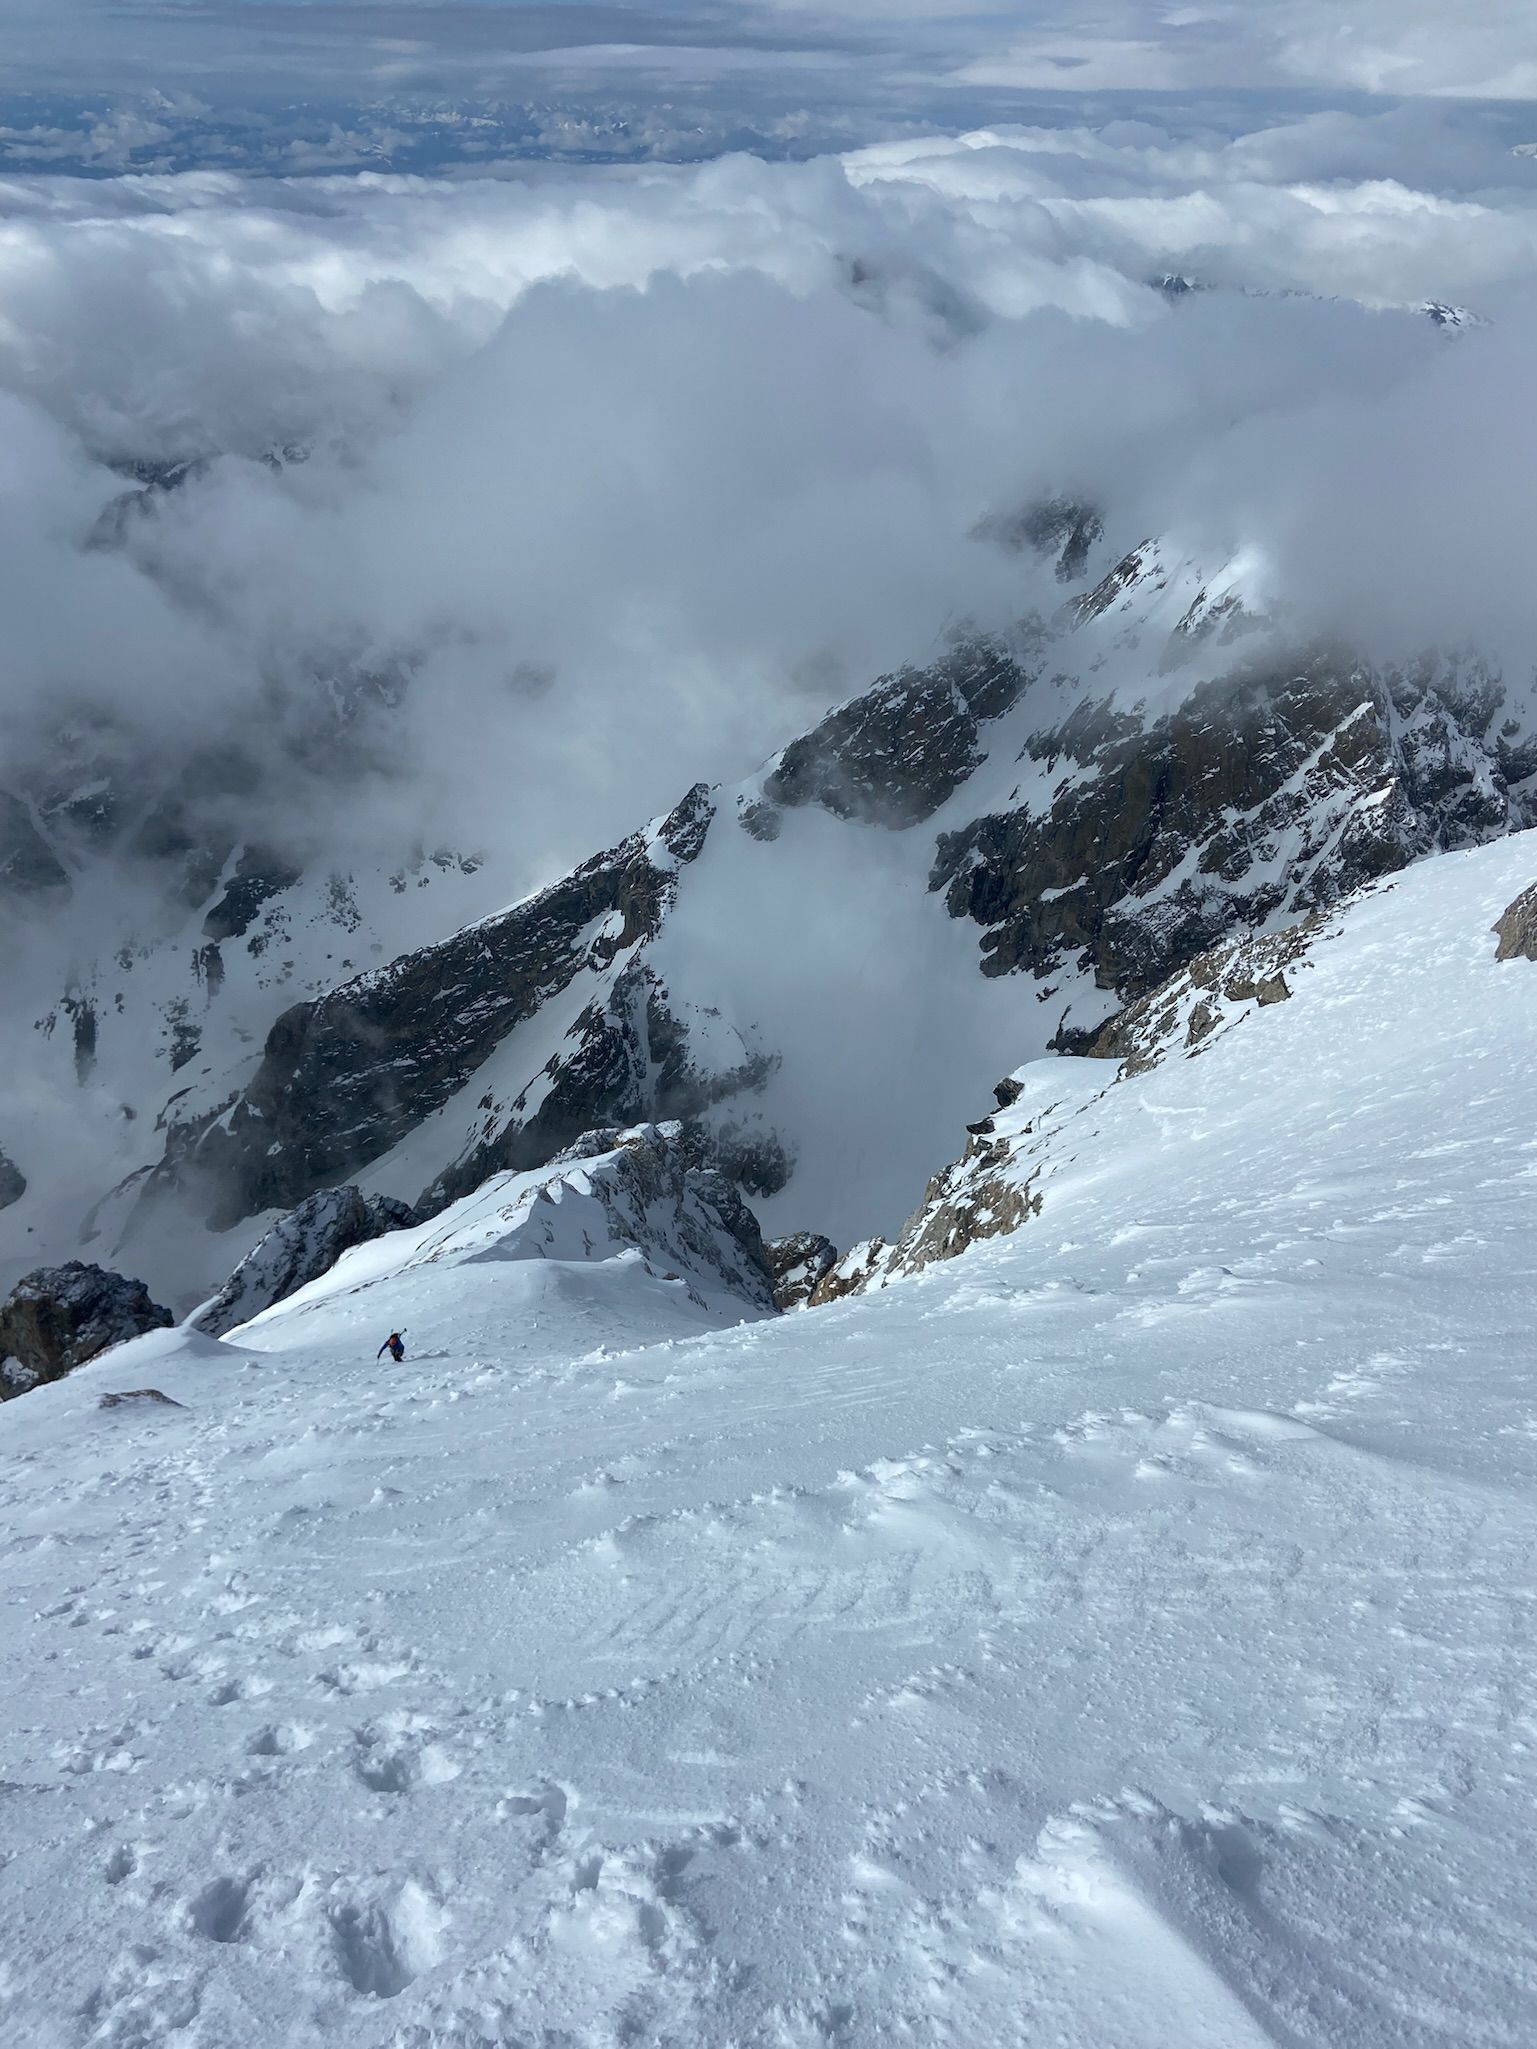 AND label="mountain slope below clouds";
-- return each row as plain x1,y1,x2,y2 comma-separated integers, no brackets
2,829,1534,2047
4,524,1533,1312
125,537,1537,1298
0,824,497,1305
